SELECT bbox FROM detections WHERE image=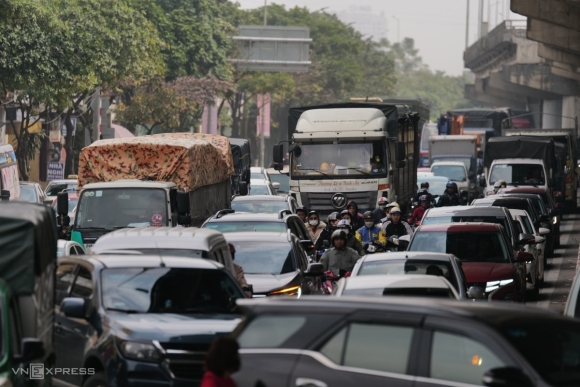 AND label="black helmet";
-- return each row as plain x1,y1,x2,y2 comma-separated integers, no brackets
421,182,429,189
331,230,348,243
296,205,307,213
328,212,339,221
446,182,458,190
363,211,374,219
340,209,352,219
308,210,319,219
